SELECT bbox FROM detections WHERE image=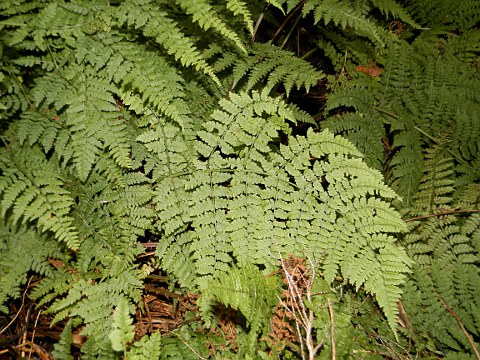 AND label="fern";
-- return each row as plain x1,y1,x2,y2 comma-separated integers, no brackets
323,32,480,207
399,143,480,357
214,43,324,96
199,263,278,355
303,0,388,47
0,0,456,358
126,332,163,360
51,320,75,360
176,0,247,54
0,145,80,249
151,89,411,332
226,0,255,37
404,0,480,32
317,0,480,355
0,224,61,313
115,0,220,85
109,296,136,352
